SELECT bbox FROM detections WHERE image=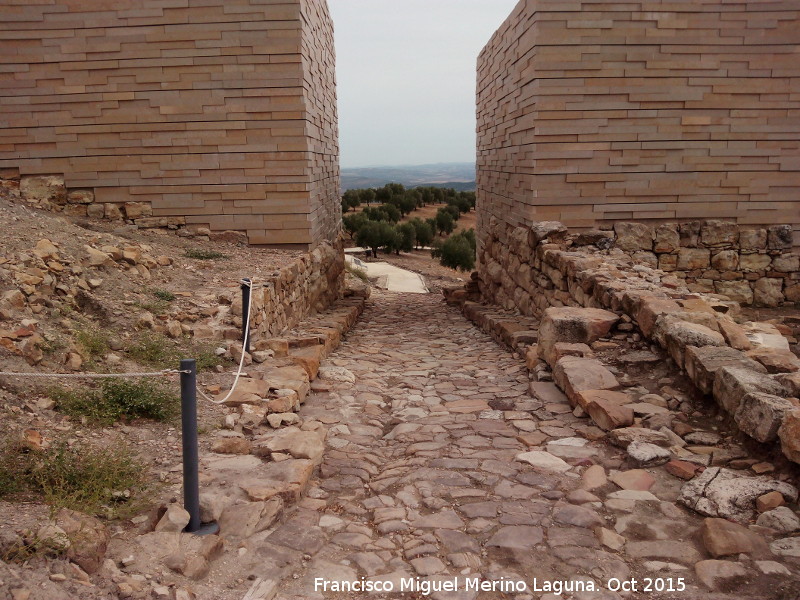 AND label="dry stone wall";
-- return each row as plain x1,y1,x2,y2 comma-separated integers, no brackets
465,218,800,463
477,0,800,245
0,0,339,248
